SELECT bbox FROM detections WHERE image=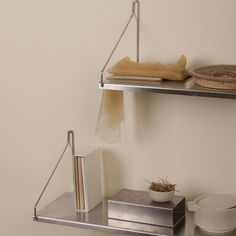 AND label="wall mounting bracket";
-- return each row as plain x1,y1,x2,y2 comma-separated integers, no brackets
100,0,140,87
33,130,75,220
